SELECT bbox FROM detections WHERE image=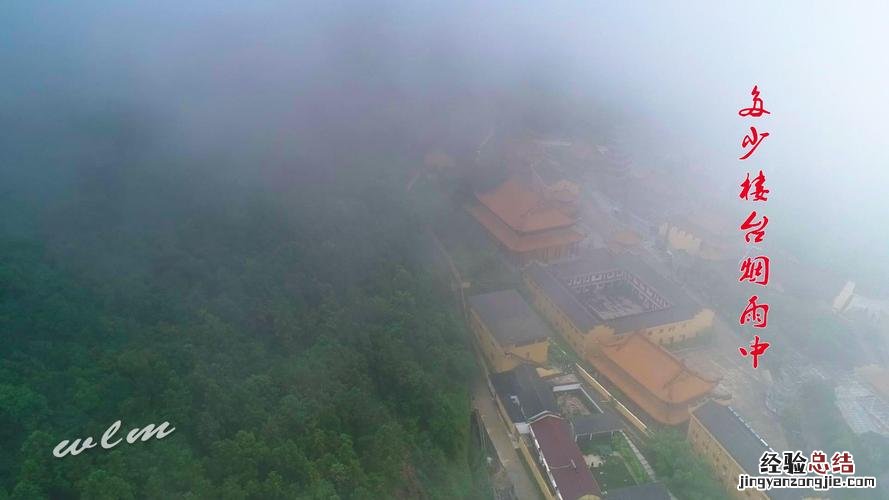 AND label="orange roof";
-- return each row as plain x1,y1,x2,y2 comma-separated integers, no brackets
468,202,584,253
598,333,717,405
476,178,575,233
